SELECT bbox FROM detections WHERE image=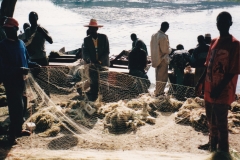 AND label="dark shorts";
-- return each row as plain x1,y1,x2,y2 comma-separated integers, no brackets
205,101,229,152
